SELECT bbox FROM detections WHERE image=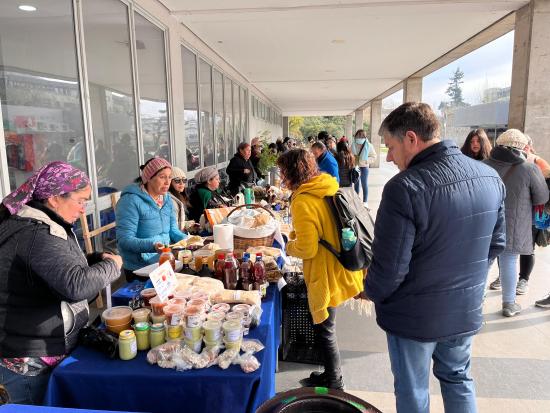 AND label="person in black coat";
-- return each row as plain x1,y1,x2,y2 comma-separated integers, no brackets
226,142,256,196
364,102,506,413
